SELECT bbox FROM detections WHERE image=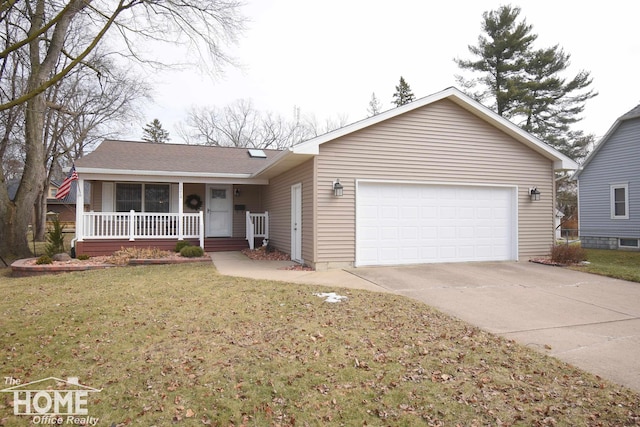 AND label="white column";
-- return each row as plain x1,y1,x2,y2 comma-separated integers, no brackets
198,210,204,249
178,181,184,240
75,178,84,242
